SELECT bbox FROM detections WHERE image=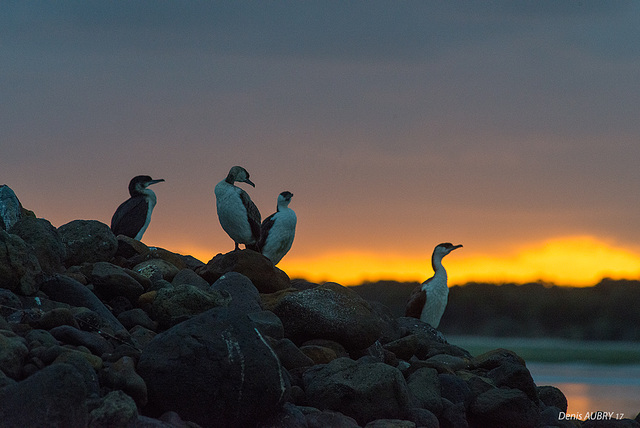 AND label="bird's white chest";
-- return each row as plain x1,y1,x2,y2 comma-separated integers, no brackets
215,182,252,240
420,274,449,328
263,210,296,261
